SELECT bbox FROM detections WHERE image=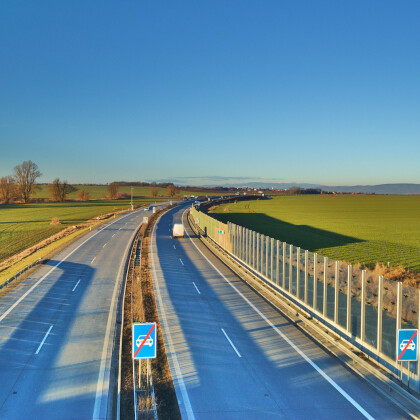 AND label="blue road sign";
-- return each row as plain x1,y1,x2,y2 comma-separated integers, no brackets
132,322,157,359
397,329,418,362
